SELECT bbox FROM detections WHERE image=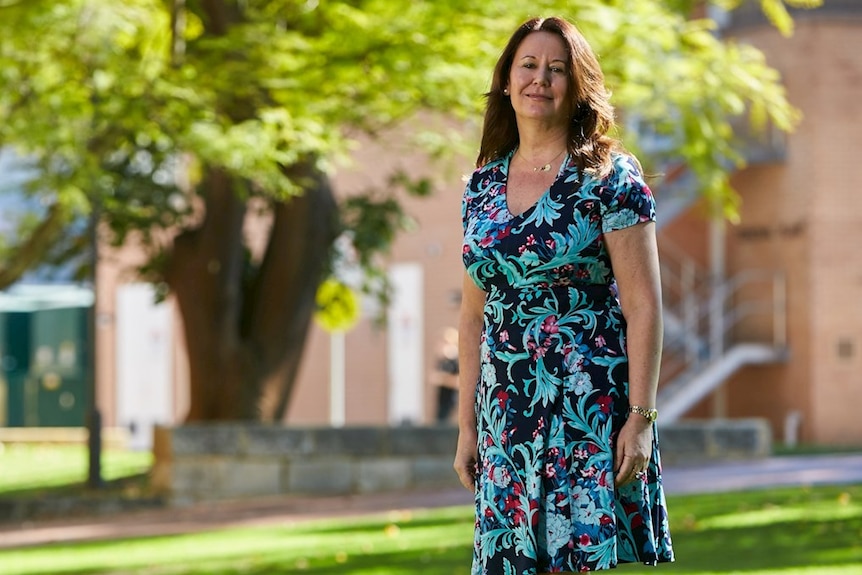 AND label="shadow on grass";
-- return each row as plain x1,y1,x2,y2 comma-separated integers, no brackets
289,509,473,537
626,484,862,573
2,486,861,575
178,546,472,575
0,472,152,500
0,444,152,499
0,472,165,526
634,516,862,573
